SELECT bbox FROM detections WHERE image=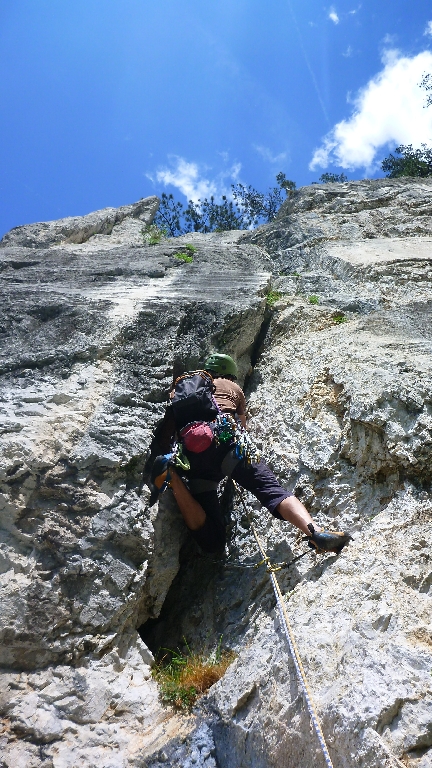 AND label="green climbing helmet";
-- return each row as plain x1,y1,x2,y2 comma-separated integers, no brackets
204,353,238,378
